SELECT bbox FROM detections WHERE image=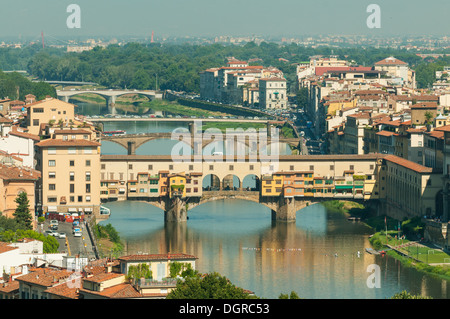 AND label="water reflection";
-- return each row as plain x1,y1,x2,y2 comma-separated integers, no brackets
98,199,450,299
